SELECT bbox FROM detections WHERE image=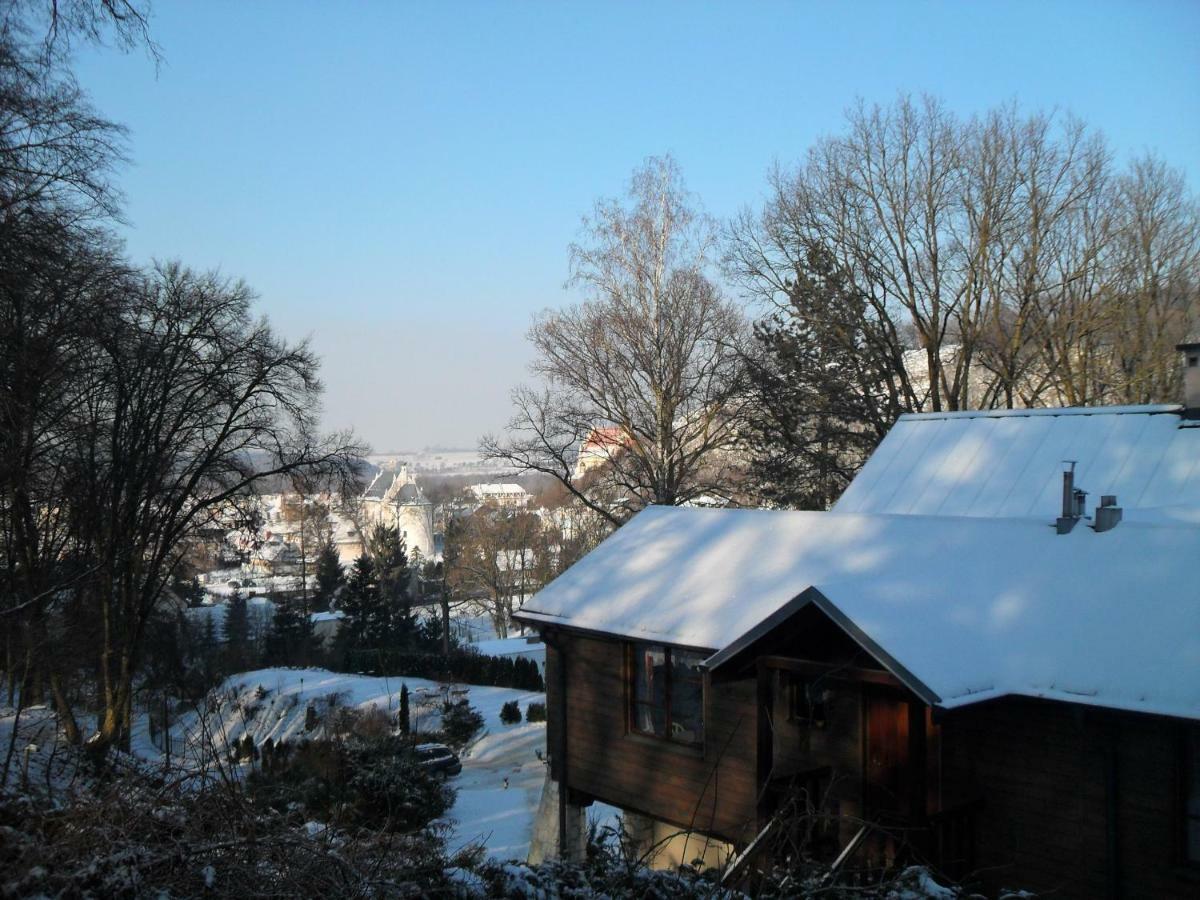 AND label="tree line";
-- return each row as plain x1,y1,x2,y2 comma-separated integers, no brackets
0,11,362,758
487,100,1199,512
